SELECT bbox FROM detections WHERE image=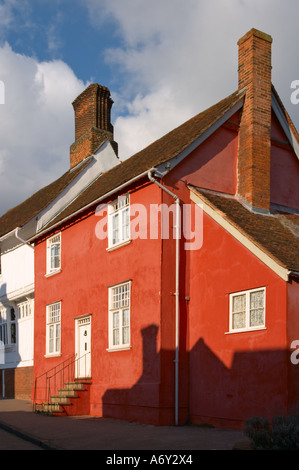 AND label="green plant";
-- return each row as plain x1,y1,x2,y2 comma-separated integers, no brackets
245,415,299,450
